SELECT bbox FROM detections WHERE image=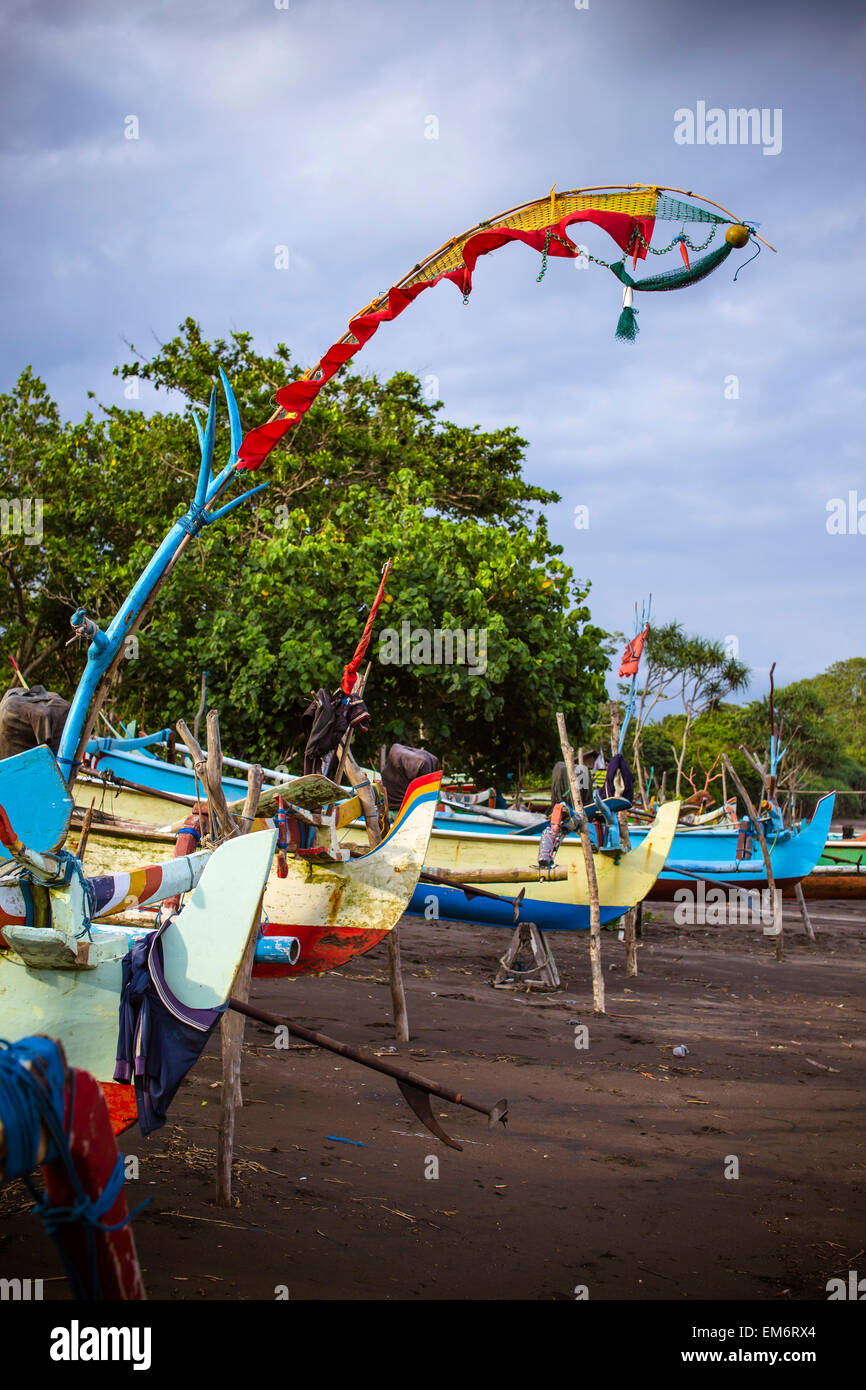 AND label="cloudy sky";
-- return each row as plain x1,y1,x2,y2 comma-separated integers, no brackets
2,0,864,701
